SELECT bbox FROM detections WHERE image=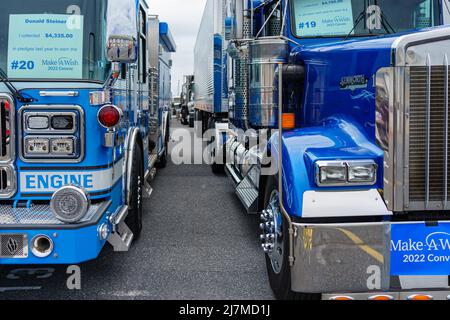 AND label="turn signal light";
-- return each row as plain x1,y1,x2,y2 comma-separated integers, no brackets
281,113,295,130
407,294,433,301
329,296,354,301
368,295,394,301
1,99,10,111
98,105,122,129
